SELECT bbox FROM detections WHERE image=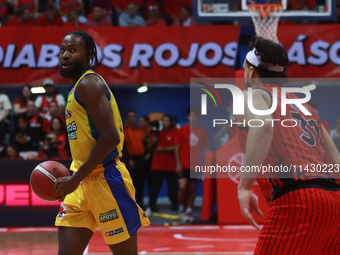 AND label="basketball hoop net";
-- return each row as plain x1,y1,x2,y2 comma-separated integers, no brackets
248,4,283,43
